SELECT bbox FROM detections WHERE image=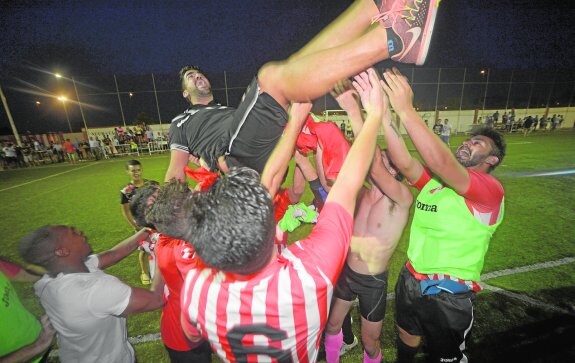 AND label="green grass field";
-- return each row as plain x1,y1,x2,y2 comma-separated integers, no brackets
2,130,574,362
